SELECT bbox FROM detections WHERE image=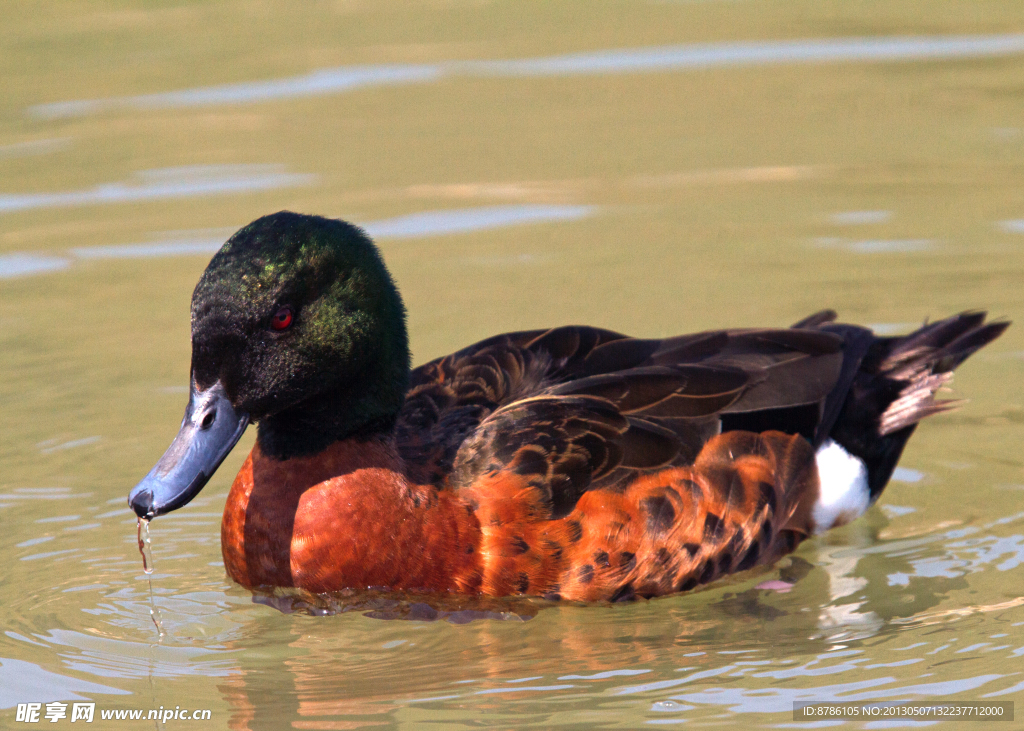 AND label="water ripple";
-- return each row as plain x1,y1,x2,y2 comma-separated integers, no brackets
31,65,442,119
813,237,936,254
0,657,129,709
663,673,1003,716
2,205,596,279
29,34,1024,118
361,204,595,239
0,254,71,279
830,210,893,225
0,138,71,158
467,35,1024,77
474,684,575,695
0,165,315,215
